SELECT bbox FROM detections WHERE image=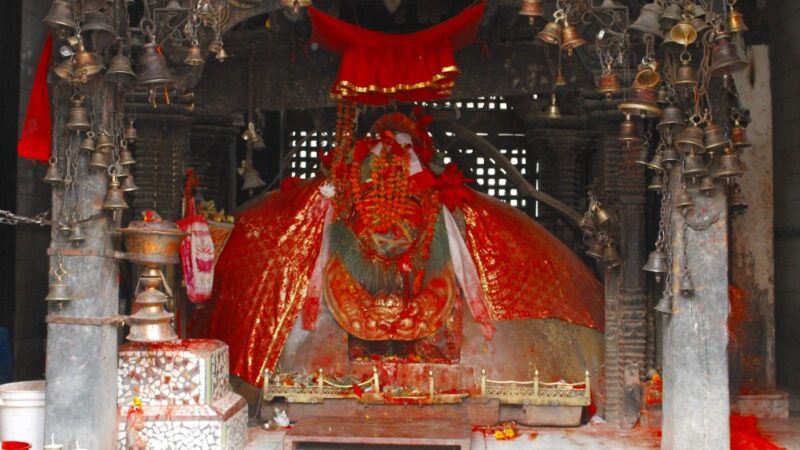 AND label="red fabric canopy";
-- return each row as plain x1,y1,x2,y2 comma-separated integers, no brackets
309,2,485,105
